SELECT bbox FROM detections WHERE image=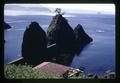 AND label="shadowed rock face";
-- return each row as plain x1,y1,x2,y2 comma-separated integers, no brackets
74,24,93,53
47,14,76,53
20,15,93,66
21,22,47,65
47,14,93,65
4,22,12,29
